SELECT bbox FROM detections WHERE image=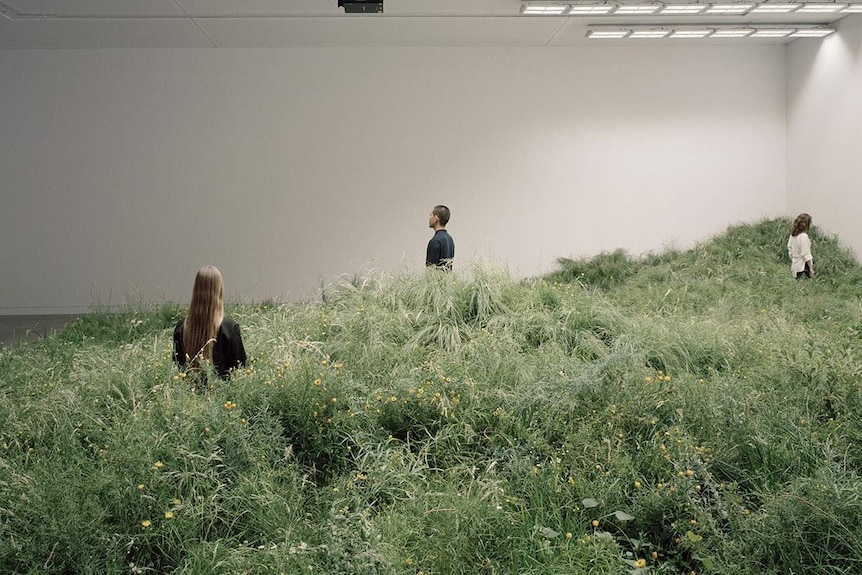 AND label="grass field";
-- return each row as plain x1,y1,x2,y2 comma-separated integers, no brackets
2,218,862,574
